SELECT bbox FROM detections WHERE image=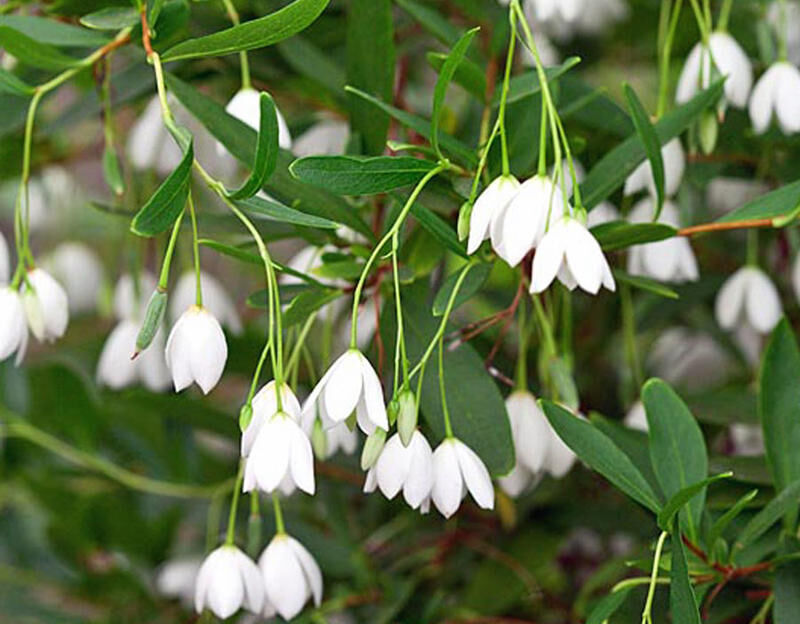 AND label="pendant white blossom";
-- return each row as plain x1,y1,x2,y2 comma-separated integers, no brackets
97,320,171,392
363,430,434,510
676,32,753,108
165,305,228,394
715,266,782,334
624,138,685,198
194,545,264,619
113,272,157,321
170,271,242,335
467,175,520,256
22,268,69,342
127,95,183,175
42,242,104,315
749,61,800,134
431,437,494,518
530,216,615,294
241,381,302,456
497,391,551,497
293,119,349,157
0,286,28,364
259,534,323,620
